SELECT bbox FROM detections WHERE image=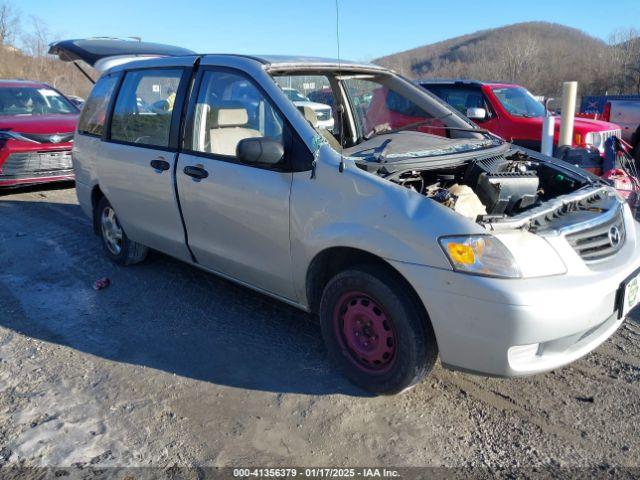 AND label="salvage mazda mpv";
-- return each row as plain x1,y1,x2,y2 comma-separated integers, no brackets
50,38,640,394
